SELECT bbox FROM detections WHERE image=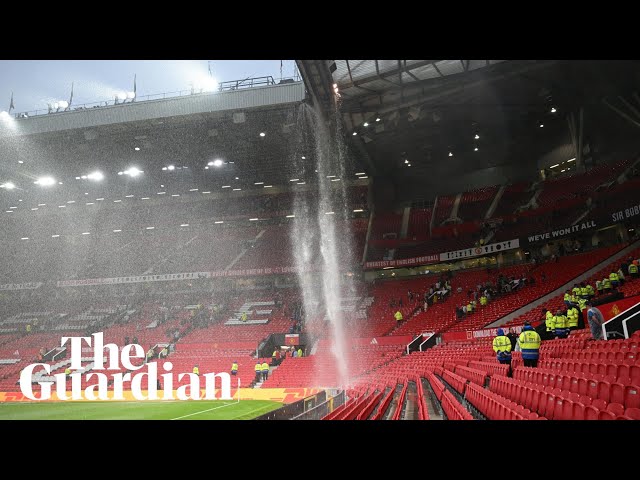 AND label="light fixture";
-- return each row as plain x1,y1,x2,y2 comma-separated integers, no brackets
31,208,38,211
141,197,150,200
21,237,29,240
325,211,335,215
264,185,273,188
235,177,239,180
407,164,411,167
404,160,409,164
86,202,94,205
353,209,364,213
376,118,381,122
189,188,199,192
539,123,544,128
474,147,478,151
51,235,60,238
122,167,143,177
259,132,266,137
474,134,480,139
297,182,305,185
567,158,576,163
114,200,122,203
301,156,306,160
290,179,299,182
249,218,259,221
232,188,241,191
360,176,368,179
222,185,231,188
167,165,175,171
355,172,366,176
171,194,180,197
255,182,264,185
113,229,122,233
363,122,369,127
214,221,224,224
125,195,134,198
34,176,56,186
201,191,211,194
96,198,104,201
0,182,15,190
331,178,341,182
327,175,336,178
38,204,46,206
352,132,357,136
286,214,295,218
448,152,453,157
67,200,75,204
146,227,154,230
550,164,559,169
18,160,23,164
211,159,224,167
157,192,166,195
134,147,140,151
550,107,556,113
87,171,104,181
81,232,90,235
180,224,189,227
